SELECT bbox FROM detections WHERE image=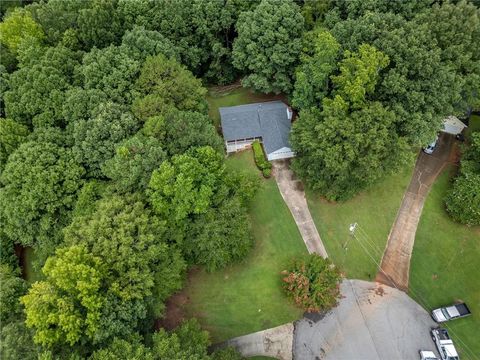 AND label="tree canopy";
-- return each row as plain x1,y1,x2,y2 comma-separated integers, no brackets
233,0,304,94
